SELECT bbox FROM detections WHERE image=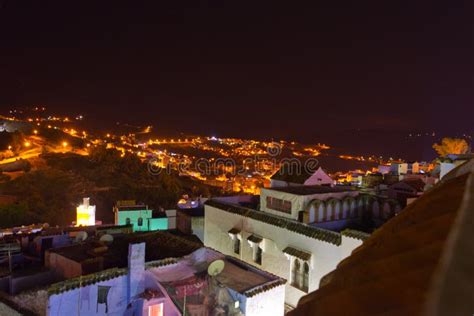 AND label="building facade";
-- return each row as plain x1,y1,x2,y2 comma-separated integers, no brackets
270,166,335,188
113,201,168,232
47,246,286,316
204,187,402,308
204,200,365,307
